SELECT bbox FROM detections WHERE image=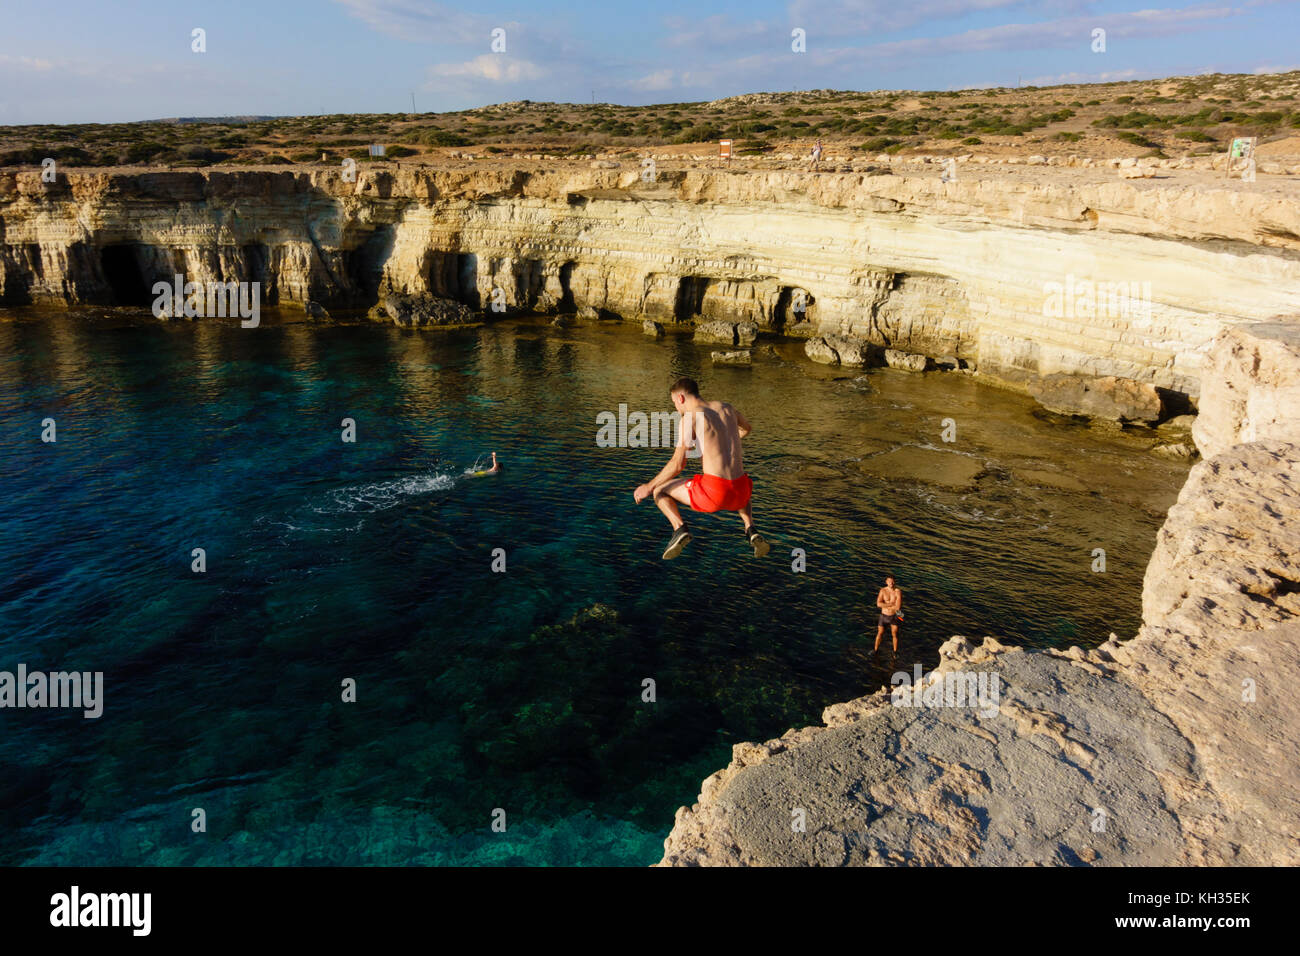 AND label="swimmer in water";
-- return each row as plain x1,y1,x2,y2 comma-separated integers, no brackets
471,452,501,477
